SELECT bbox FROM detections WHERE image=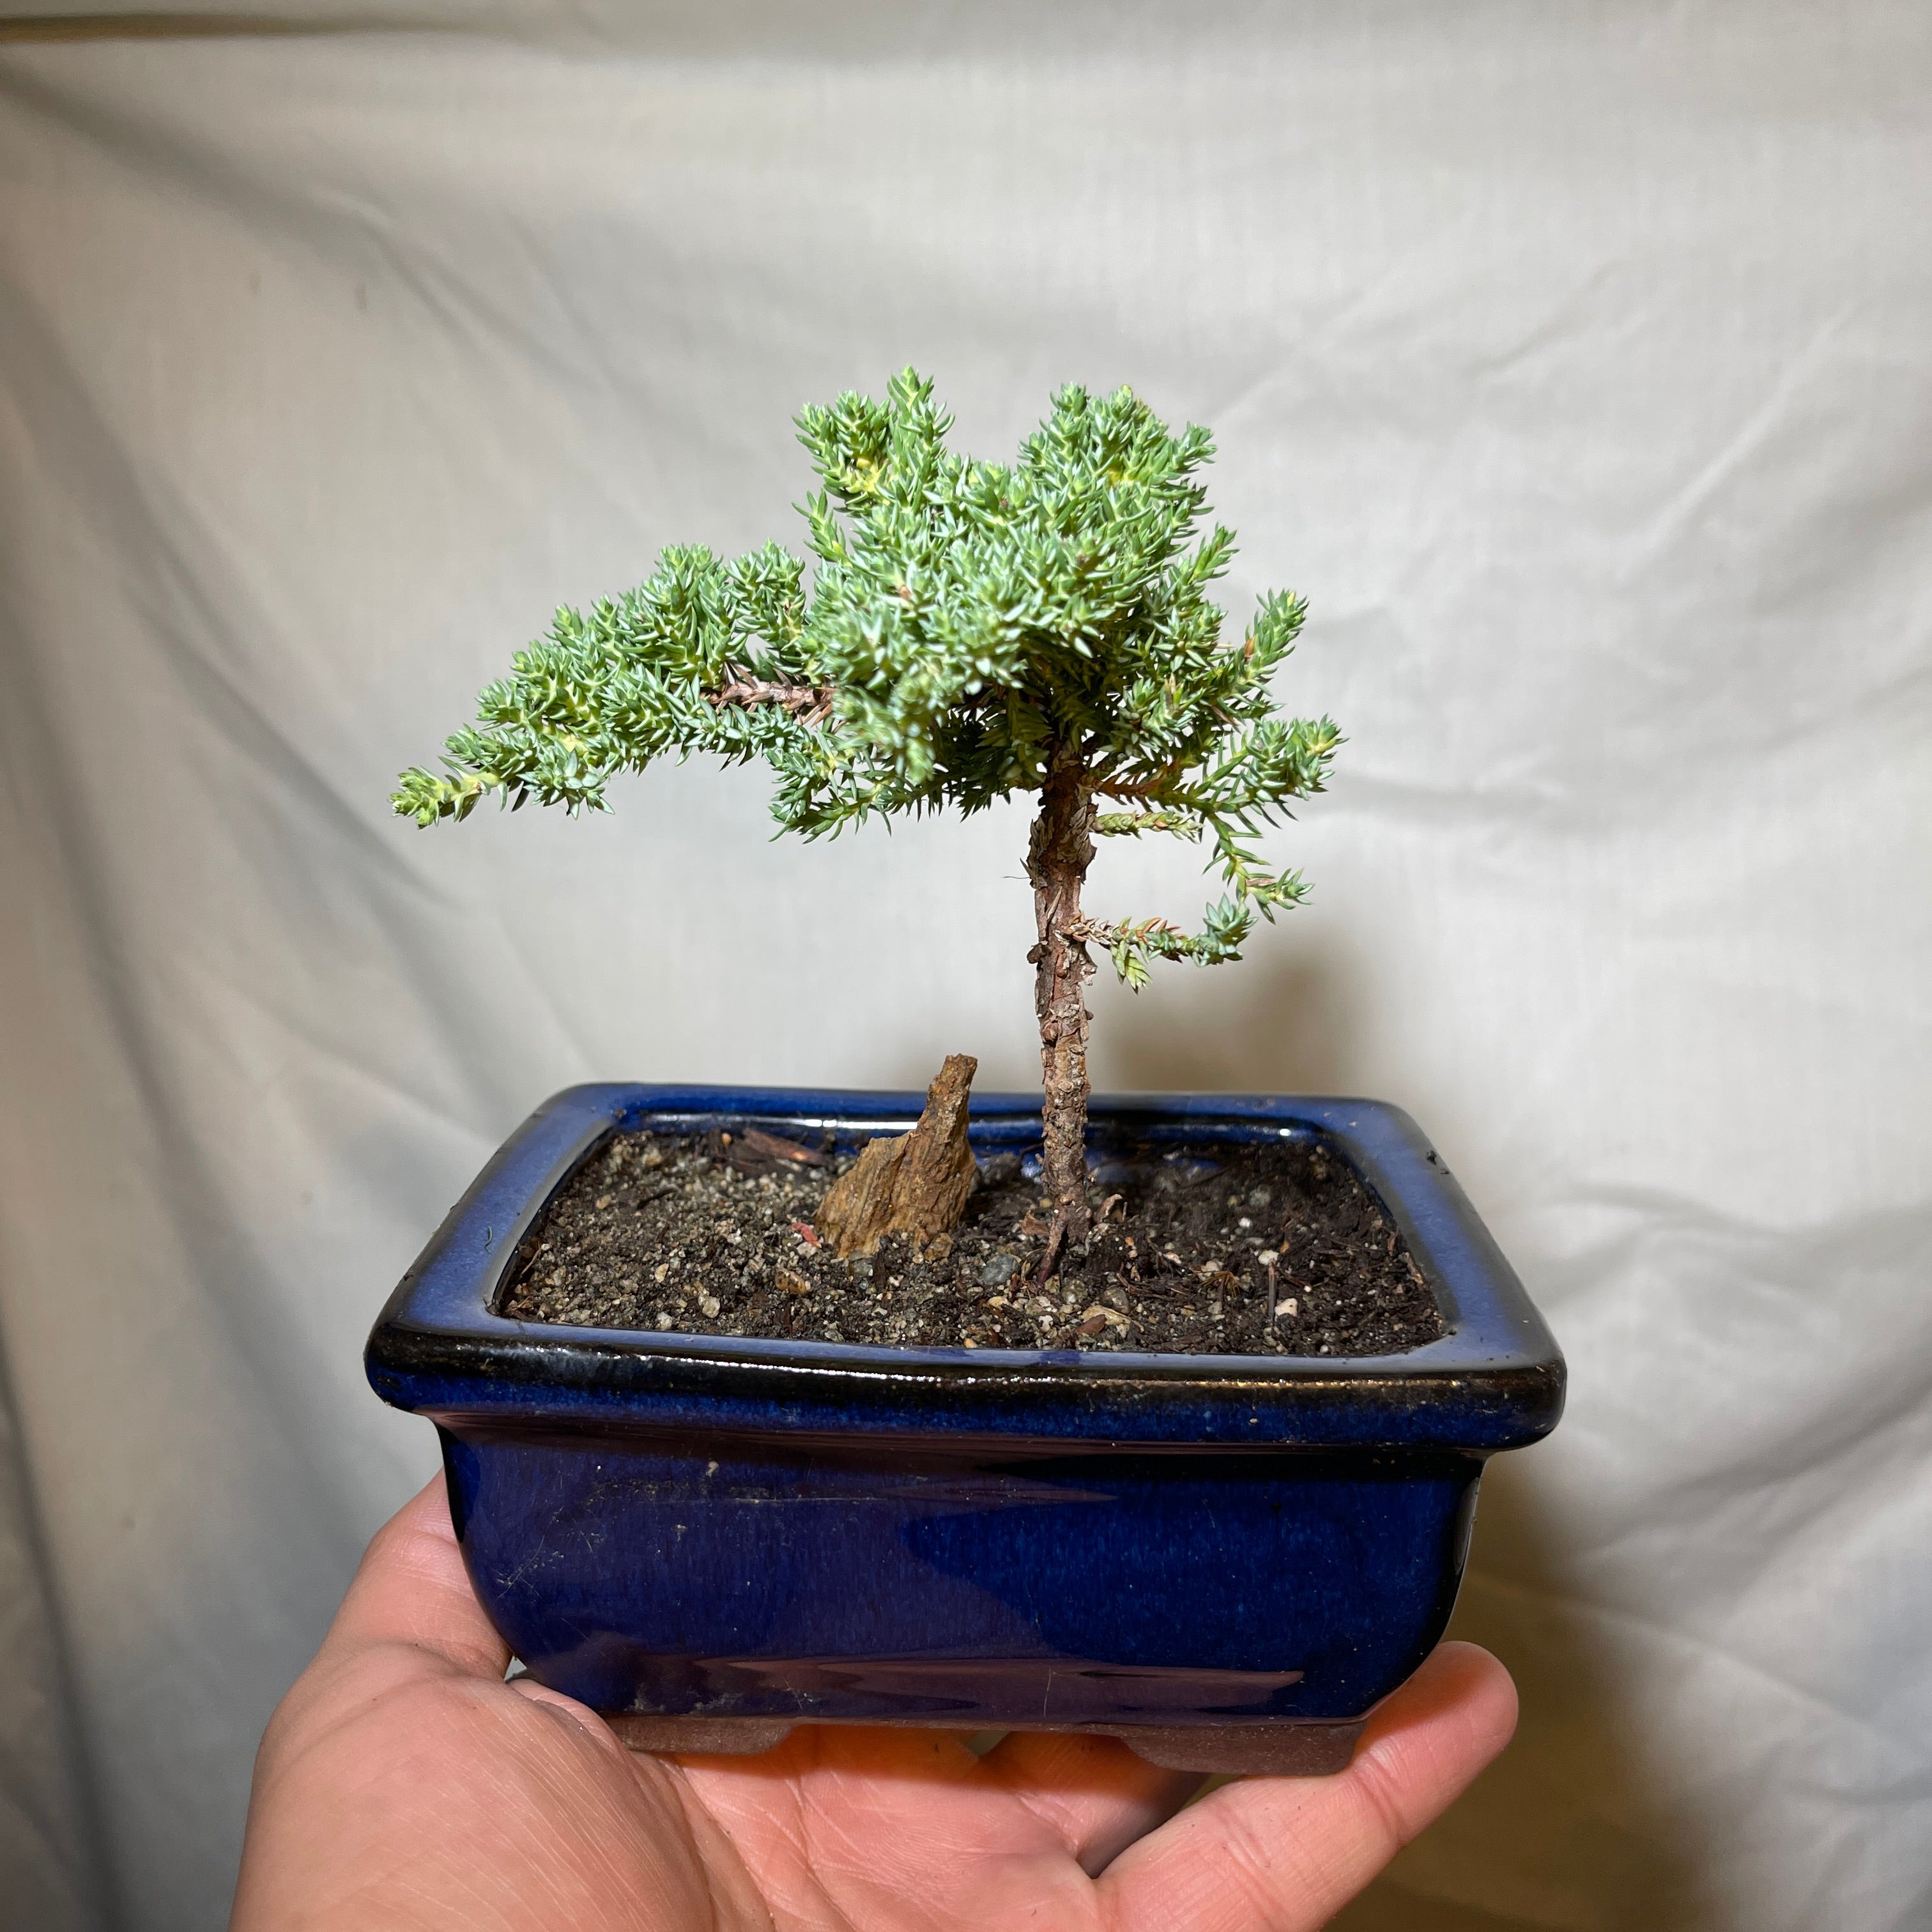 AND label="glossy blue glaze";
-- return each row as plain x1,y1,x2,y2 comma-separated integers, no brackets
369,1087,1563,1744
